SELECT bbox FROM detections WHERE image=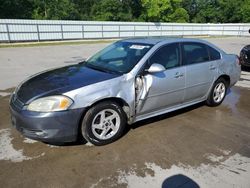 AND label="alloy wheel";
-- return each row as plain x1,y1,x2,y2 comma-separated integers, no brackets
91,109,121,140
213,82,226,103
